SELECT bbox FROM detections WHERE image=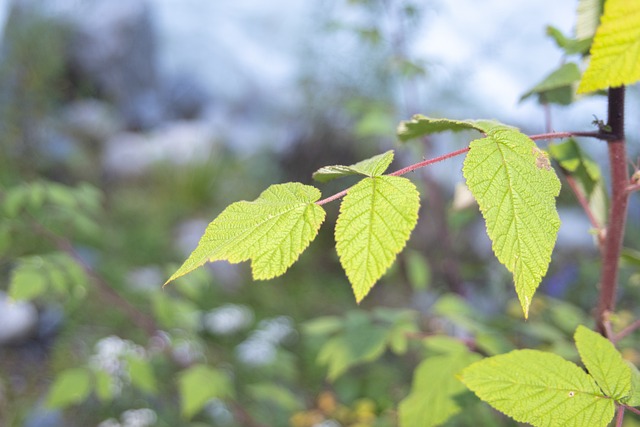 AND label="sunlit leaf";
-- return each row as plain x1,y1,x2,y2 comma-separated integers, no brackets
166,183,325,283
460,350,614,427
574,325,631,400
335,176,419,302
463,127,561,317
312,150,394,182
578,0,640,93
